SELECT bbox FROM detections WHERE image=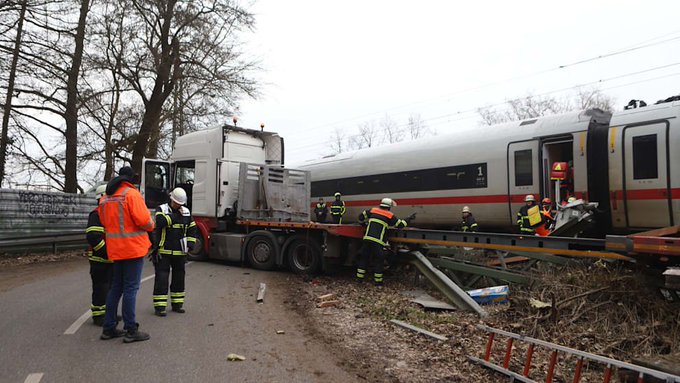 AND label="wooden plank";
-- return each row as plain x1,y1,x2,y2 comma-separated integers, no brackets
390,319,448,341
